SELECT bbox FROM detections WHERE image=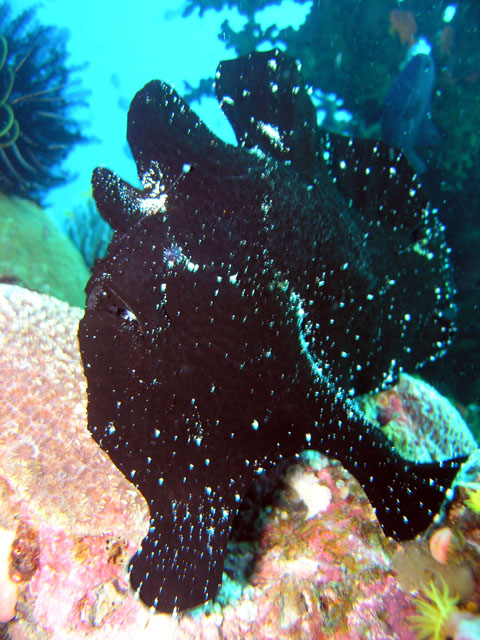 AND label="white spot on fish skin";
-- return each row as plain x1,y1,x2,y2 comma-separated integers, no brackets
187,261,199,272
257,122,283,148
220,95,235,109
252,419,259,431
121,309,138,324
268,58,277,71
